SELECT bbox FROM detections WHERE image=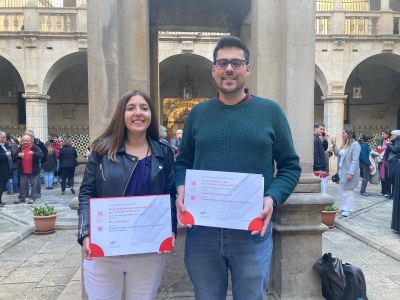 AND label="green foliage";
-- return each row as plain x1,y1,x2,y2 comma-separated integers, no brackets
324,204,338,211
30,202,57,216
